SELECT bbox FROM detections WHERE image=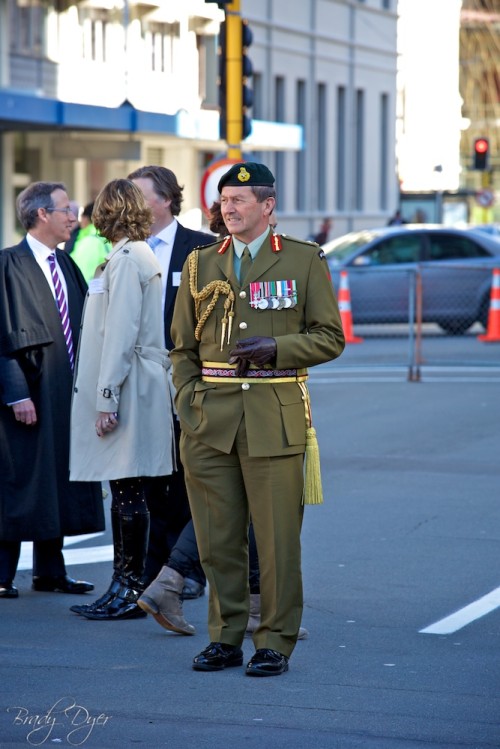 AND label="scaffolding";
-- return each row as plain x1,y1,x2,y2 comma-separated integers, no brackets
460,0,500,182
